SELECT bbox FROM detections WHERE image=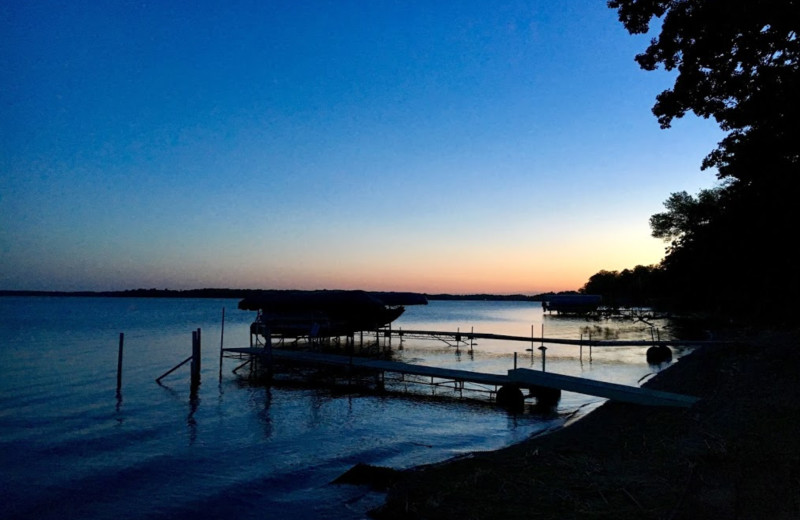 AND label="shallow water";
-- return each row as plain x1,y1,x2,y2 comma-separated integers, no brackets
0,297,681,519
